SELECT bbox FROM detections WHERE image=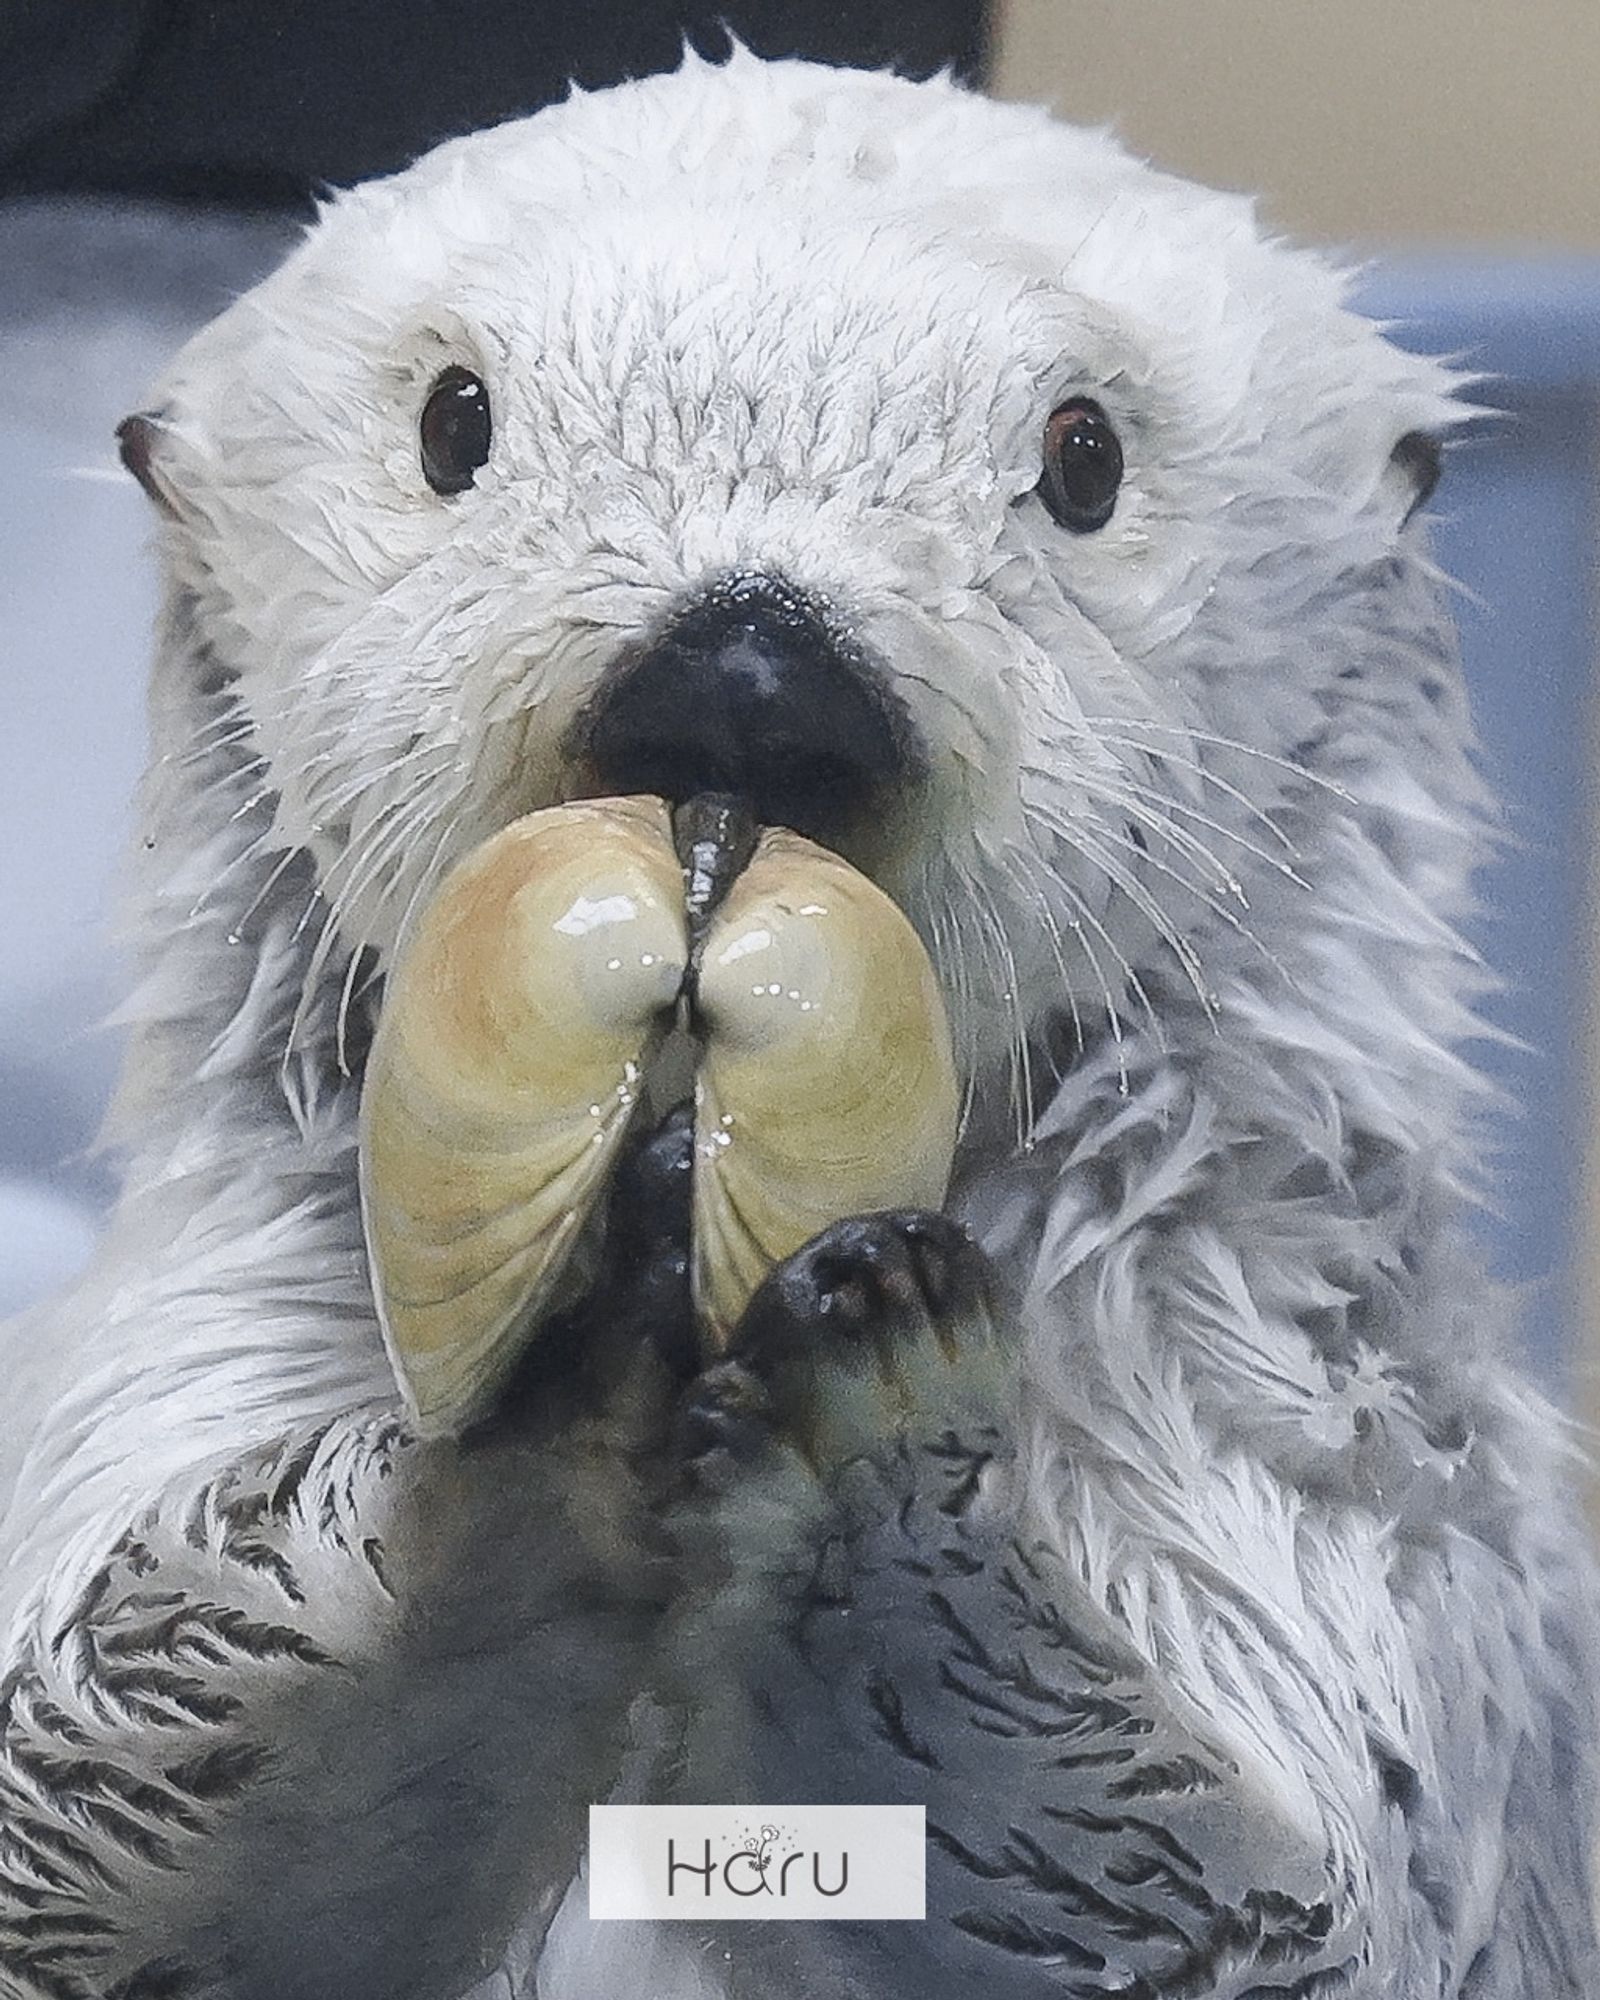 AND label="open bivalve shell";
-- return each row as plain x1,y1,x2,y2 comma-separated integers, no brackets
691,828,959,1350
360,796,958,1434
